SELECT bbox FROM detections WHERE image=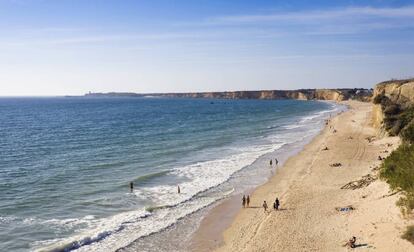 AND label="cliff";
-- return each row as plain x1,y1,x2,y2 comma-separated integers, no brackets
372,78,414,136
373,79,414,108
85,88,372,102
